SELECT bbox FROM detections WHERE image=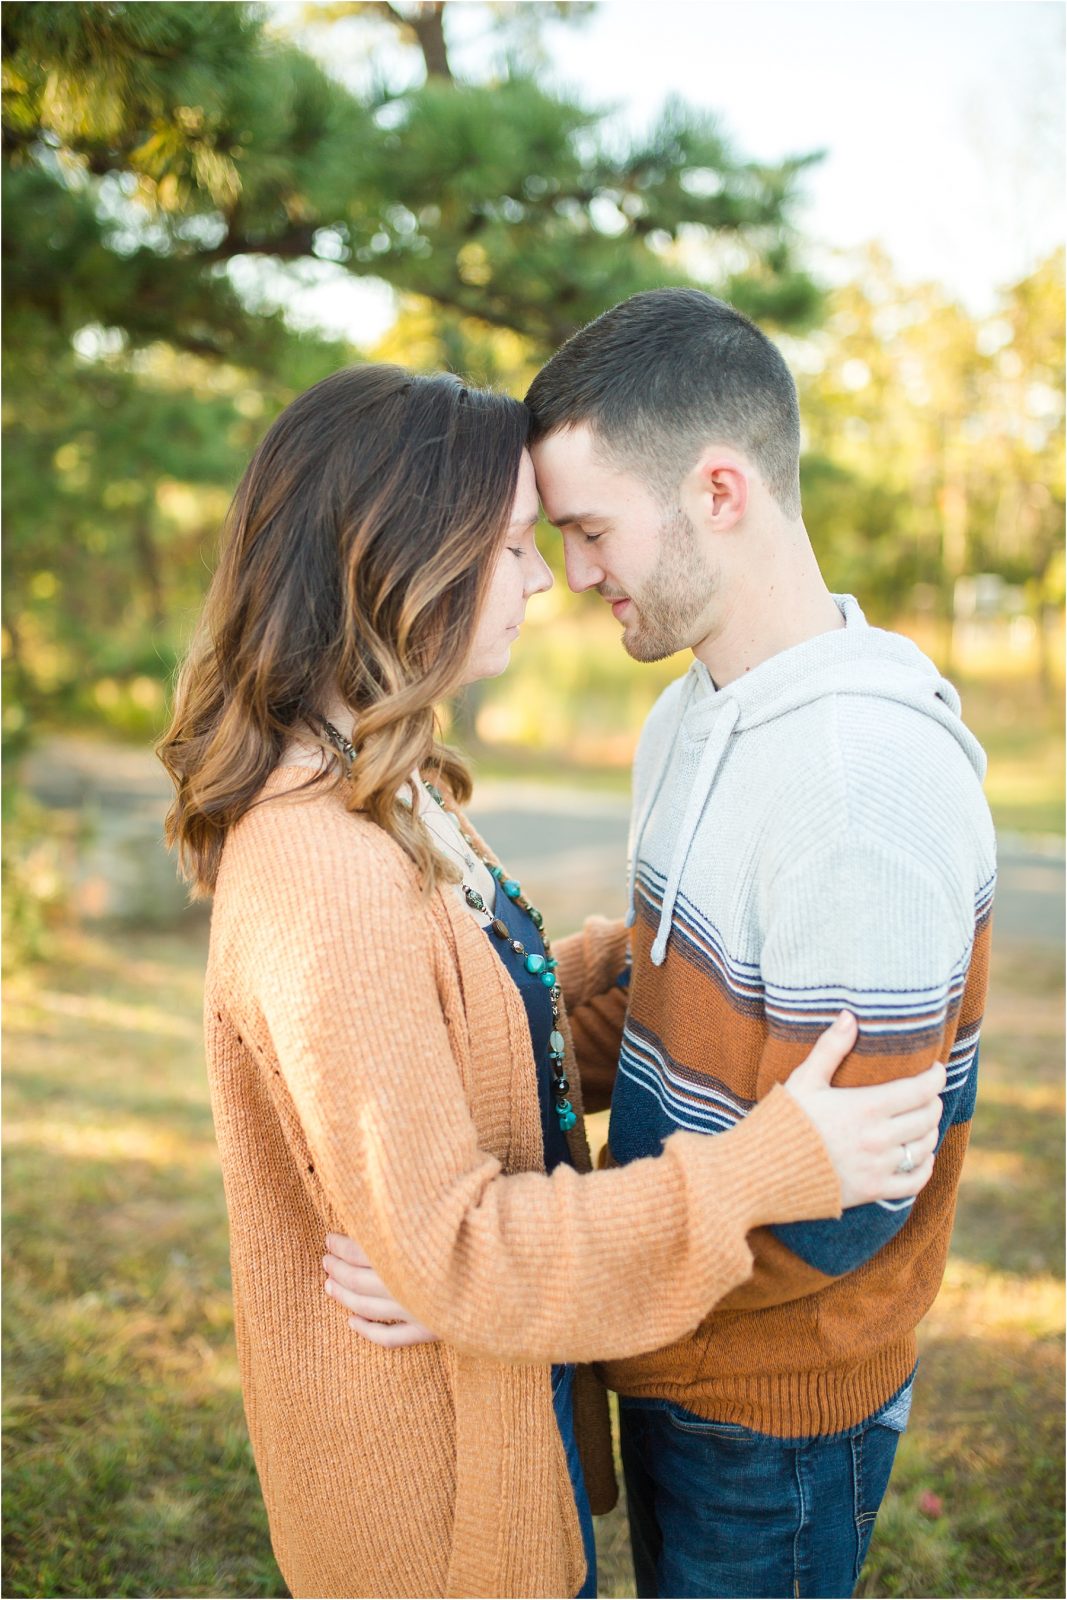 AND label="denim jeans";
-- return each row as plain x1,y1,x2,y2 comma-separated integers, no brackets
619,1376,913,1599
553,1363,598,1599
